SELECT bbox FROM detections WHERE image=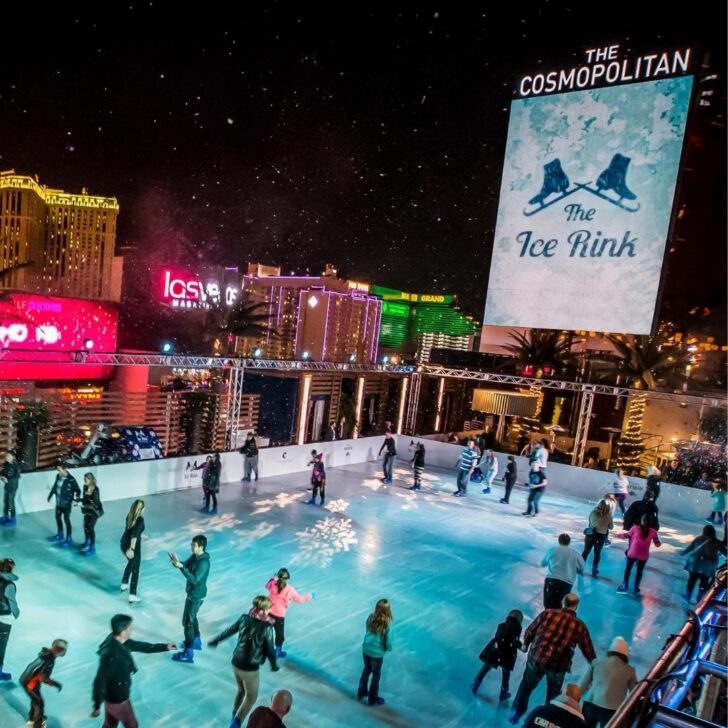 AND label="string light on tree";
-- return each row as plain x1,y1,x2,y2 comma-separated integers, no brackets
616,394,647,470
